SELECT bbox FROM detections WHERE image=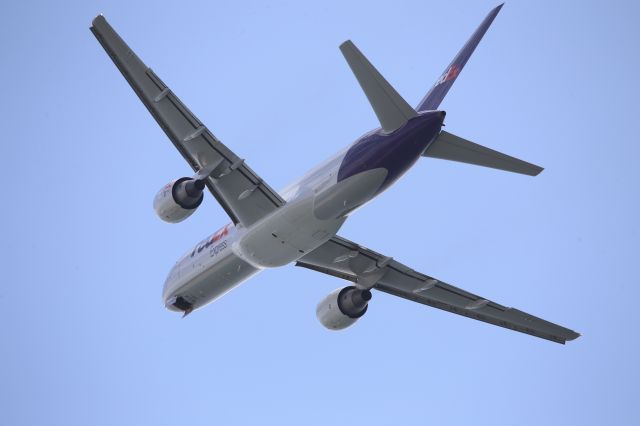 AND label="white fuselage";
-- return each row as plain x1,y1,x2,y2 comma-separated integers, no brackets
163,148,375,313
